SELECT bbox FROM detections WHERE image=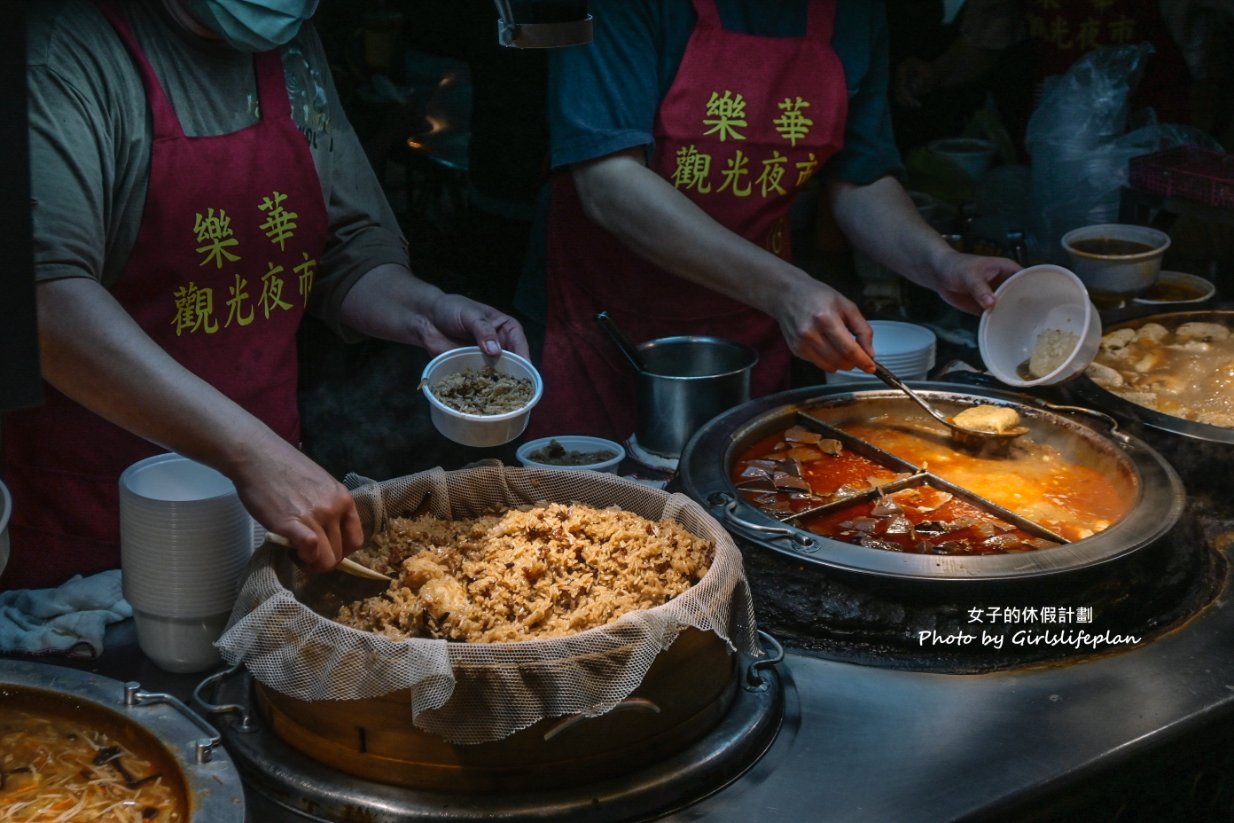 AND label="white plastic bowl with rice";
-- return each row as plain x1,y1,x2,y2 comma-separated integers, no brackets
979,264,1102,387
421,347,543,447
